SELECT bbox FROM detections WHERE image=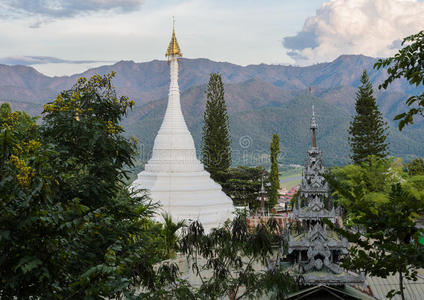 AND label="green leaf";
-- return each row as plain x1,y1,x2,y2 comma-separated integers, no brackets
16,256,43,274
